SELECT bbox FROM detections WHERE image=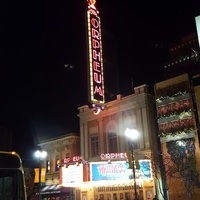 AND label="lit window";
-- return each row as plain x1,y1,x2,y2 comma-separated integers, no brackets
46,160,50,173
55,155,60,171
